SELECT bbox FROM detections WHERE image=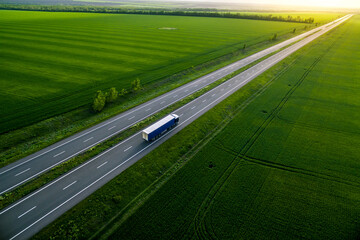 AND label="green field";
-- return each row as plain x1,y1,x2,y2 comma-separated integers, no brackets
0,10,306,133
33,14,359,240
106,15,360,239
